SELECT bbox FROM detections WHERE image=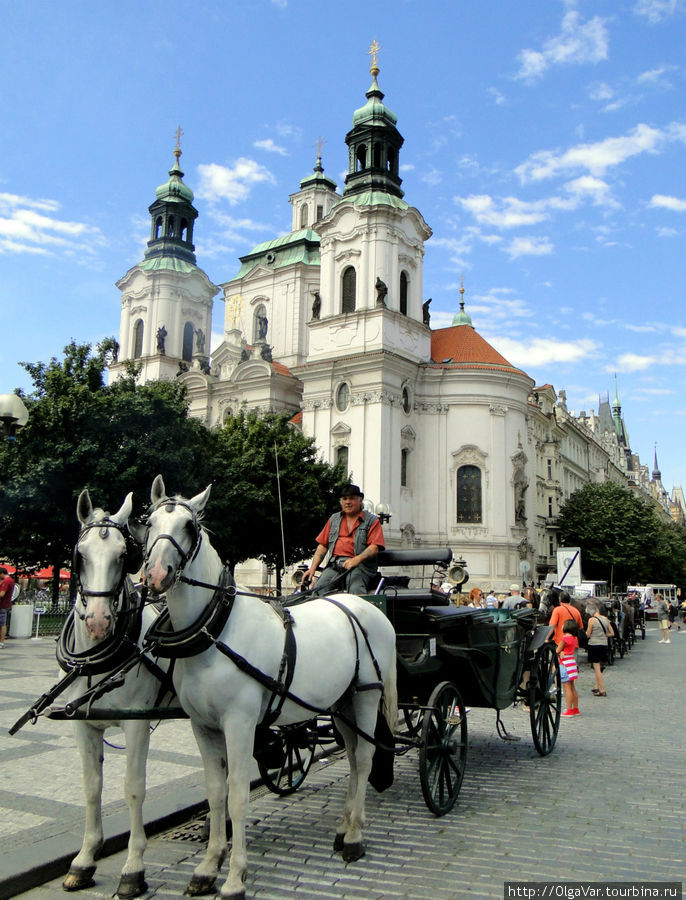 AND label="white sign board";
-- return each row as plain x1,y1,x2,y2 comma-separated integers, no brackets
556,547,582,587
